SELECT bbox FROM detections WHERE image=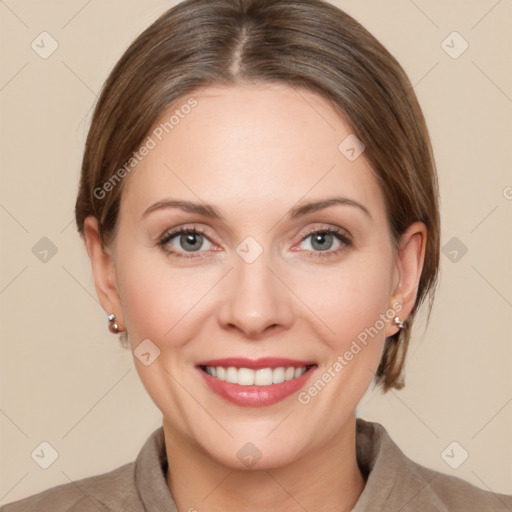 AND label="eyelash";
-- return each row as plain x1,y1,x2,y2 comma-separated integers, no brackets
158,225,352,260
